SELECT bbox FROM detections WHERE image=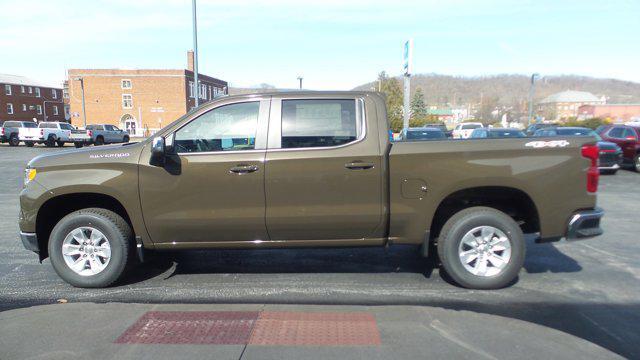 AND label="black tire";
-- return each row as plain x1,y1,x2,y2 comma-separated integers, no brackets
95,136,104,146
25,141,35,147
634,154,640,172
9,134,19,146
48,208,133,288
56,140,65,147
437,206,525,290
123,135,130,143
74,142,84,148
45,135,56,147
